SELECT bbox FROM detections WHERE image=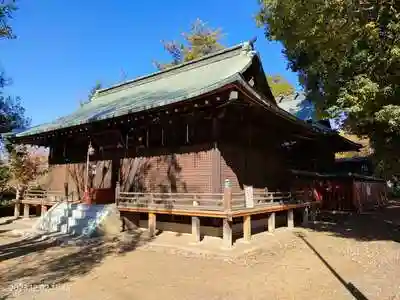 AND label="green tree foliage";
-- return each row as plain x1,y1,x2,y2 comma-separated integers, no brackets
0,94,29,132
8,145,46,191
257,0,400,178
0,0,16,88
0,1,29,133
0,0,16,39
0,162,10,194
155,18,224,70
157,19,295,99
267,75,294,97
